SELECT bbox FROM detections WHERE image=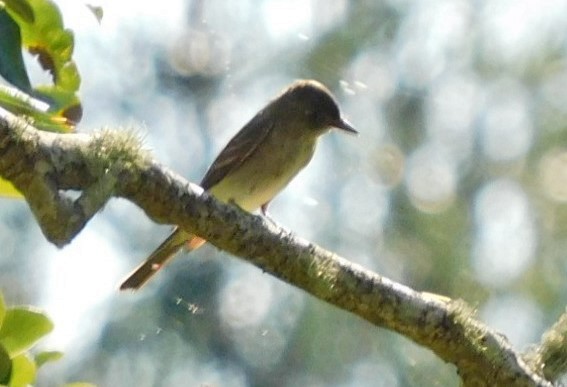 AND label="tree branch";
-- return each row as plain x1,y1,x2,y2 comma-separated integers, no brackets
525,309,567,381
0,108,557,386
